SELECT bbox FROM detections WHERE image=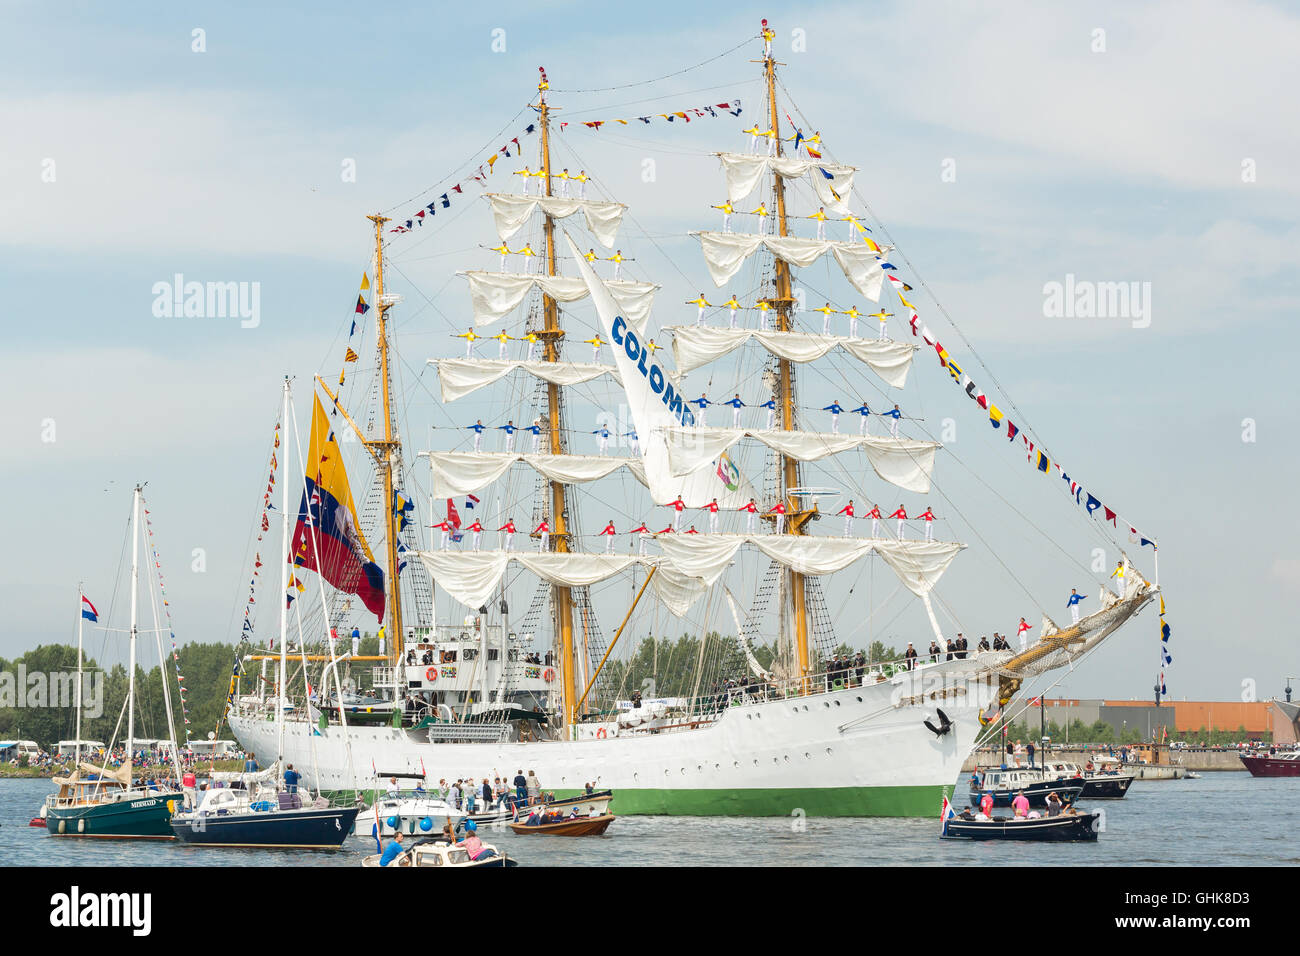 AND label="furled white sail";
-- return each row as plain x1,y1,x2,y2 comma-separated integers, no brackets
564,231,759,509
656,534,963,598
415,550,706,618
462,271,659,333
660,427,938,493
668,326,915,387
693,232,884,301
485,193,626,249
427,451,648,499
432,358,623,403
717,152,856,213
